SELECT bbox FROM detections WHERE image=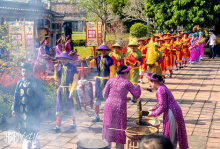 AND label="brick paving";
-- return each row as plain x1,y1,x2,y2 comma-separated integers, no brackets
1,59,220,149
